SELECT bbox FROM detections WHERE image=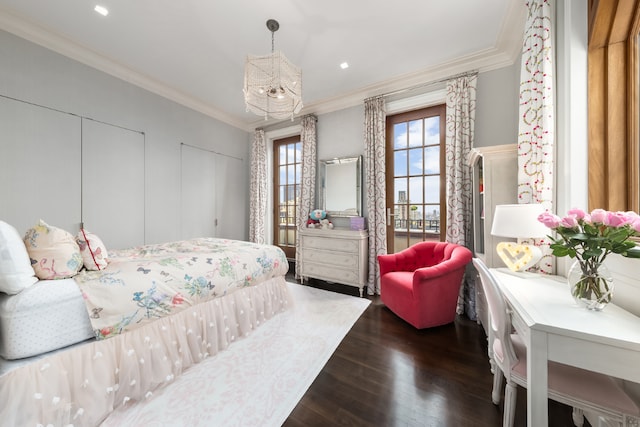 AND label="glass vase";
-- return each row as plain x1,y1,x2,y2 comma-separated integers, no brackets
567,260,614,311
